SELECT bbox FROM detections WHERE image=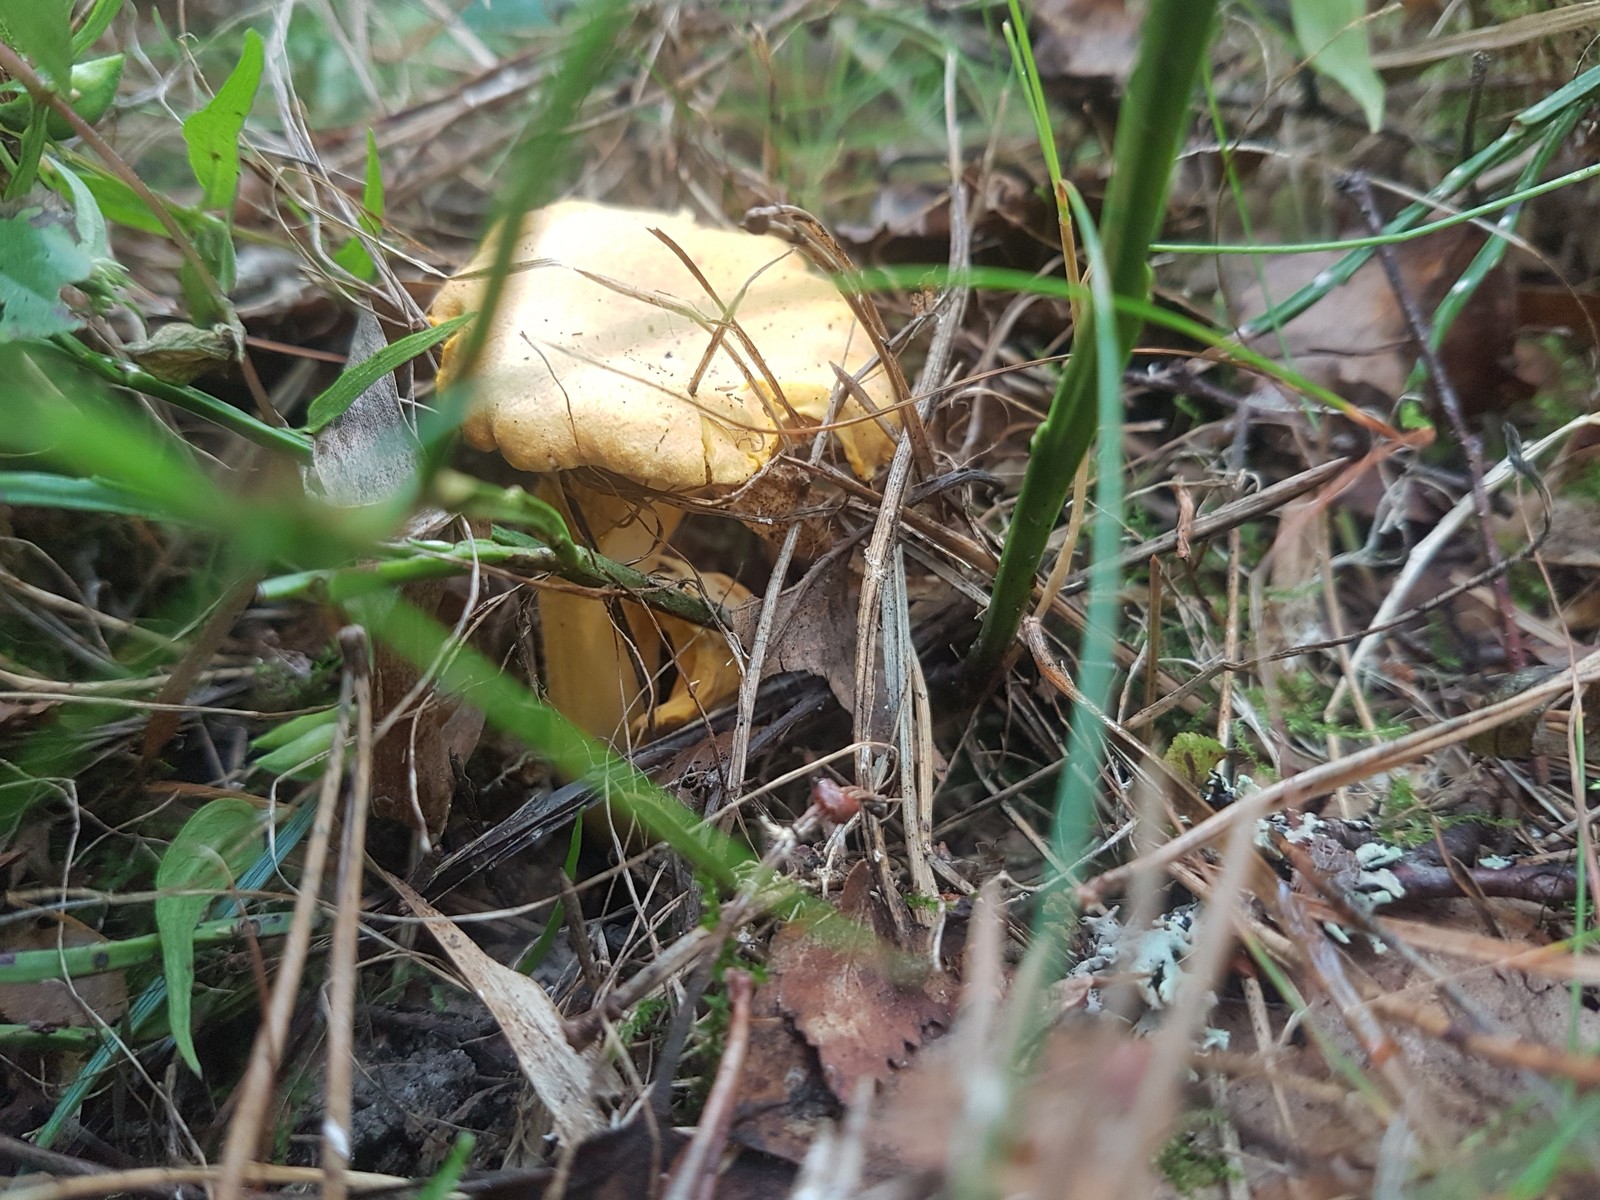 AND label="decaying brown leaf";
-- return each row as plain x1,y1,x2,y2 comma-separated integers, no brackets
386,871,607,1146
771,862,954,1103
0,912,127,1029
1230,226,1520,414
